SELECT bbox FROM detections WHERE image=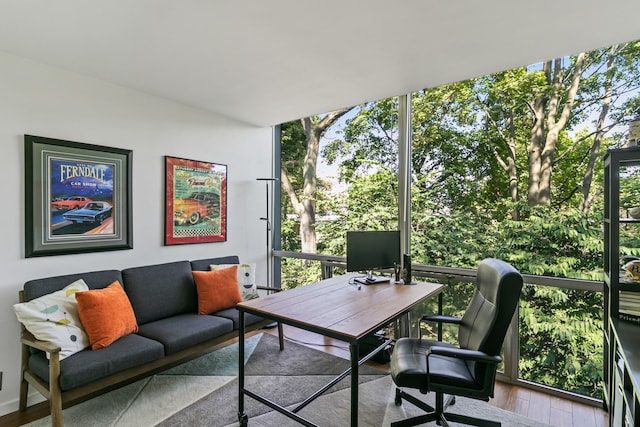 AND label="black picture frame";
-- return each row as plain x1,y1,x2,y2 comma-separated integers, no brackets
25,135,133,257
